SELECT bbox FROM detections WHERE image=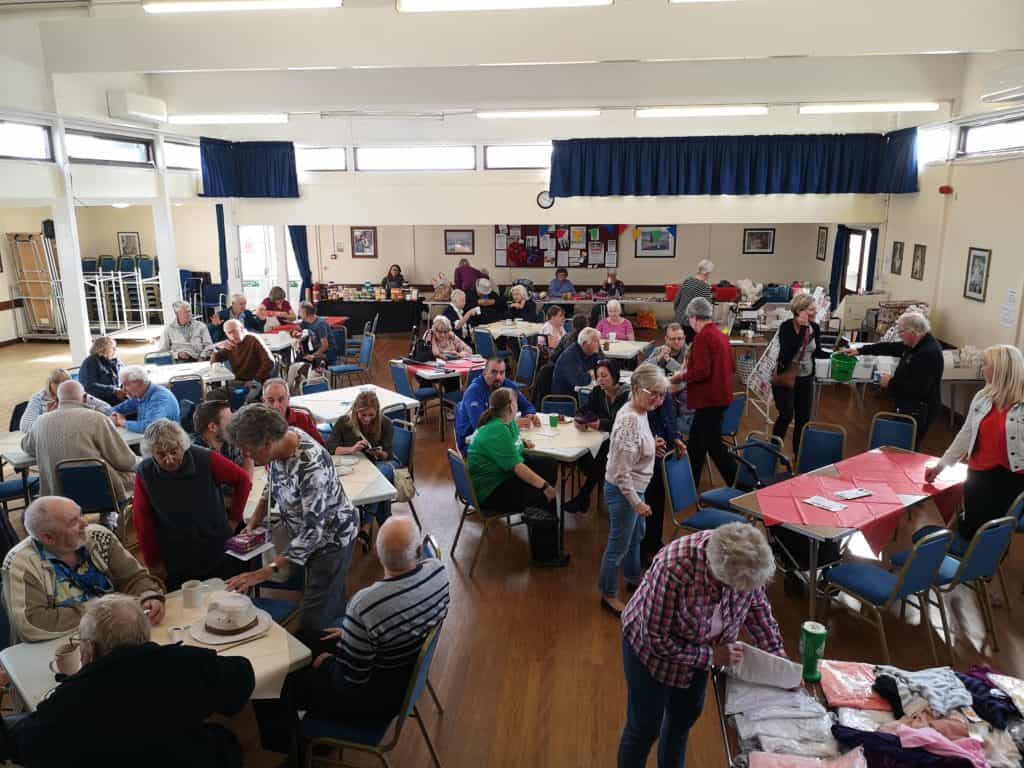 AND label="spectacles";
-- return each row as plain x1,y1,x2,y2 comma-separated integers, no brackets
641,387,666,400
